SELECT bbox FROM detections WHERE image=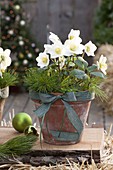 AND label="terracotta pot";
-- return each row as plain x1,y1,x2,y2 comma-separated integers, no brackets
31,92,94,145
